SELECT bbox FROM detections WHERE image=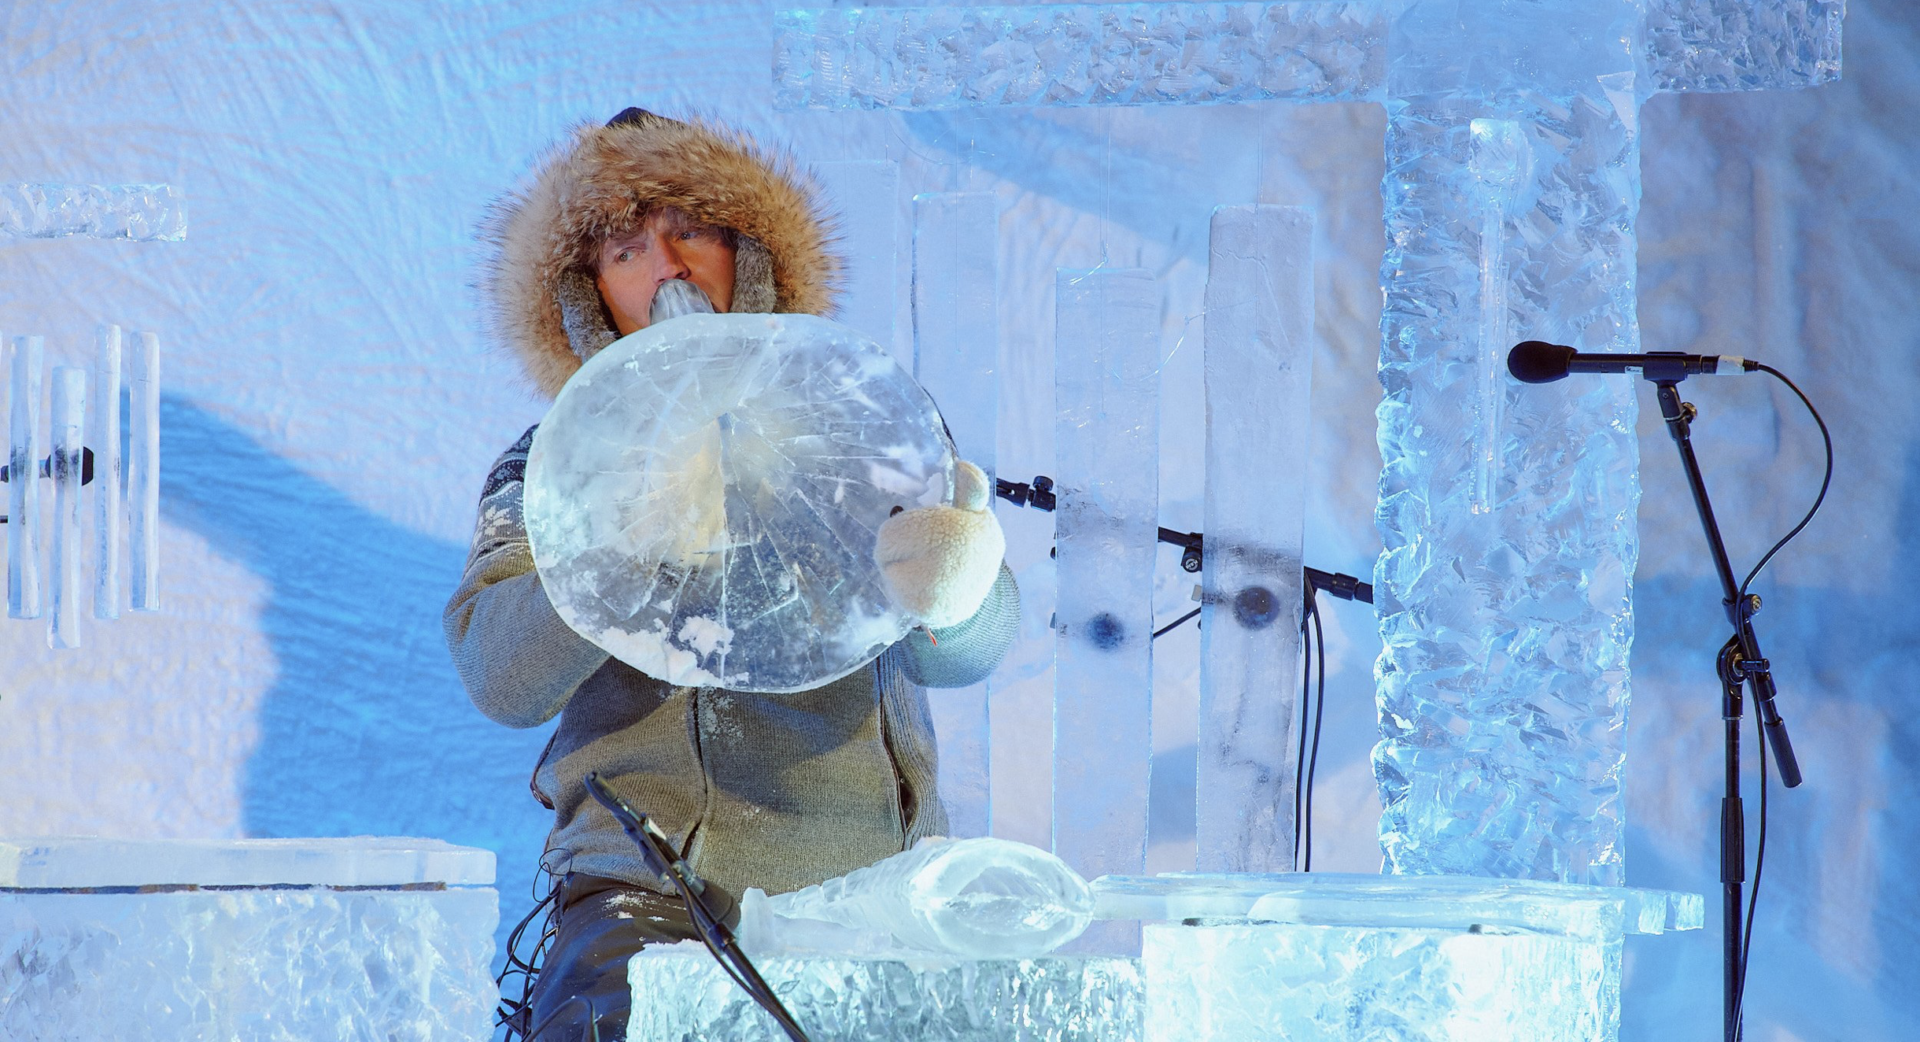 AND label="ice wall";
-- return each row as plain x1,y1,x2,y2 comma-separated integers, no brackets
0,2,1914,1038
